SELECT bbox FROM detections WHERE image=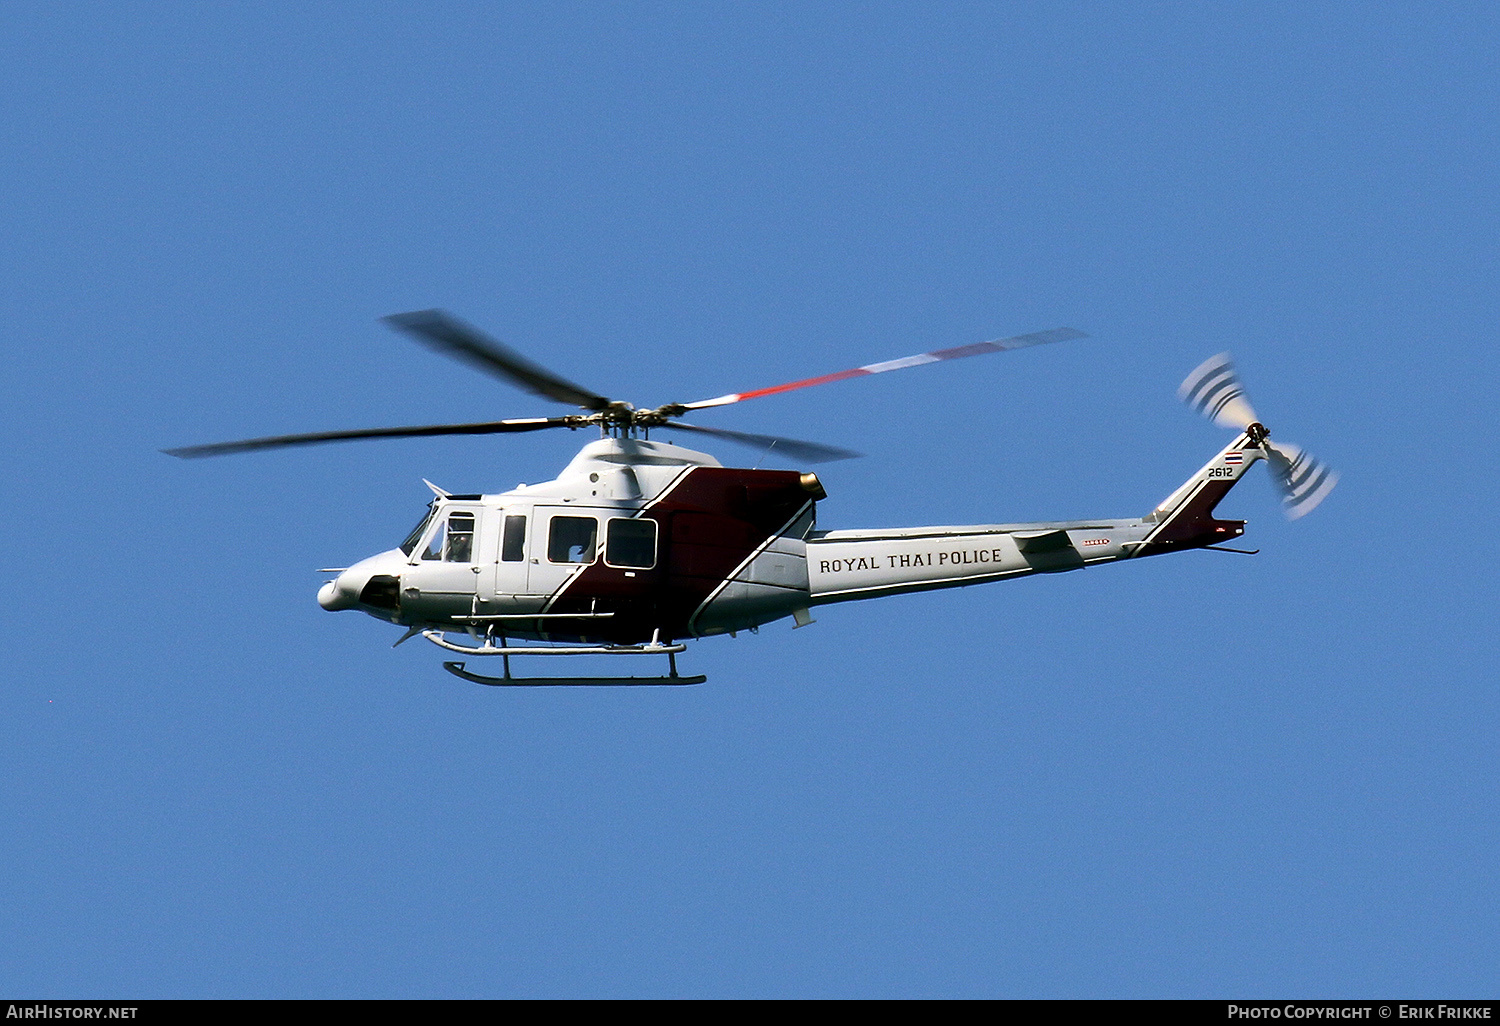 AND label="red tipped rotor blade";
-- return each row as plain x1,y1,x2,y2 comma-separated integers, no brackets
680,327,1087,410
